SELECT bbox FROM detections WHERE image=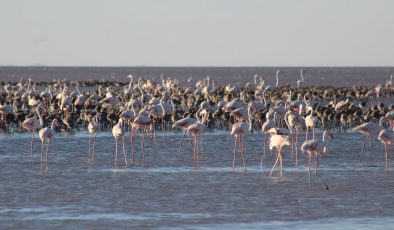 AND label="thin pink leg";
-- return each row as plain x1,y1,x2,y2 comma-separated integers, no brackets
30,132,35,160
233,136,237,171
40,140,44,174
142,133,145,165
359,135,368,161
269,149,280,176
240,135,246,171
114,139,118,168
88,133,91,158
122,136,127,167
92,133,96,161
178,130,187,159
46,141,49,174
